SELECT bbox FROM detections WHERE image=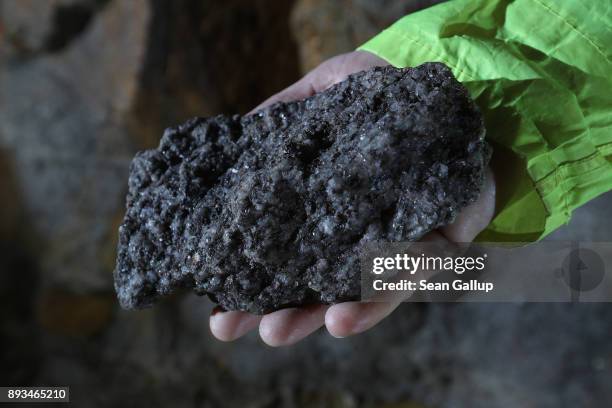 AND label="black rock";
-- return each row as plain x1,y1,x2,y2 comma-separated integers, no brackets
114,63,489,314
